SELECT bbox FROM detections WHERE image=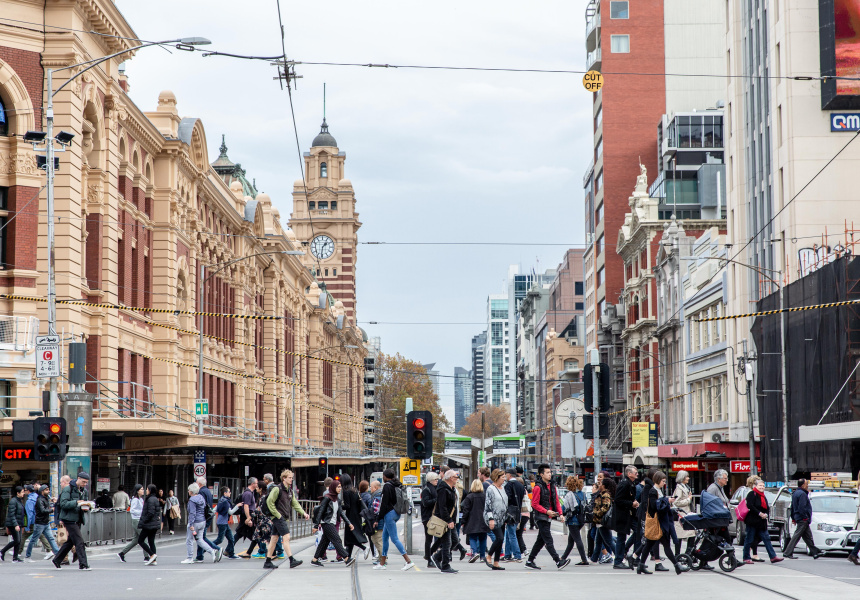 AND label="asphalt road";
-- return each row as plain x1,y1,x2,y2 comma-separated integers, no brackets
5,518,860,599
